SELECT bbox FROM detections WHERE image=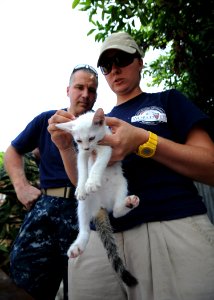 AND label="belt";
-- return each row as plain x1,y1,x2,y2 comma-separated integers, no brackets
41,187,75,199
